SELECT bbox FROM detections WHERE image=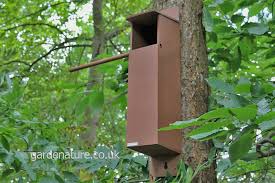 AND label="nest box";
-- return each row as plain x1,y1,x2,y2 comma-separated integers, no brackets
70,7,181,178
126,7,181,177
